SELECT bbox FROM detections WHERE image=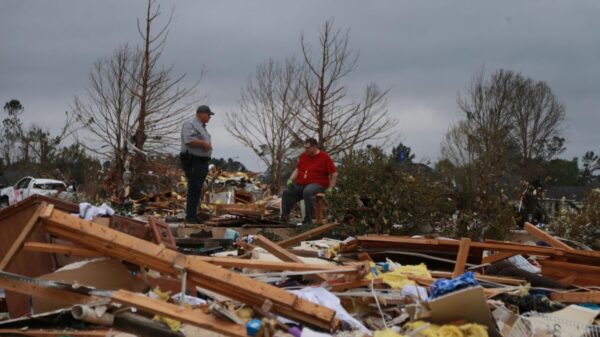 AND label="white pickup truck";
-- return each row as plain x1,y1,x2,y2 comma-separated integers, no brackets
0,176,69,208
